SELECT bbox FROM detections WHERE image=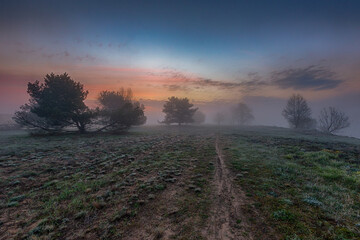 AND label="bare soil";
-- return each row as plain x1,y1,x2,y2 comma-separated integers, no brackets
202,137,276,240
